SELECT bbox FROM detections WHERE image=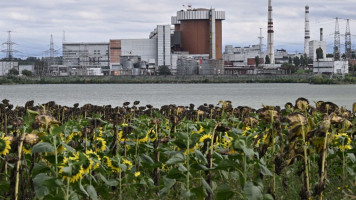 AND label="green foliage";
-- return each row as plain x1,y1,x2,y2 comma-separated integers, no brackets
158,65,171,75
255,56,260,67
0,99,355,199
21,69,32,77
316,47,324,61
8,68,19,76
265,55,270,64
293,56,300,67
